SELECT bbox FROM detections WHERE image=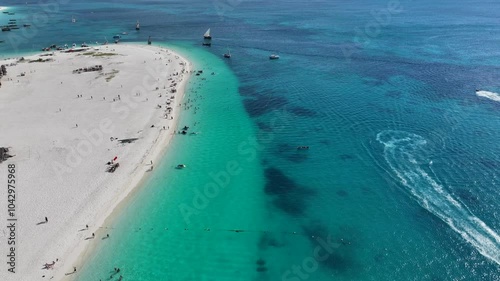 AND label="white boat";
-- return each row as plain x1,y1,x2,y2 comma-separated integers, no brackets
135,20,140,30
71,16,76,23
176,164,186,169
269,54,280,60
203,28,211,40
